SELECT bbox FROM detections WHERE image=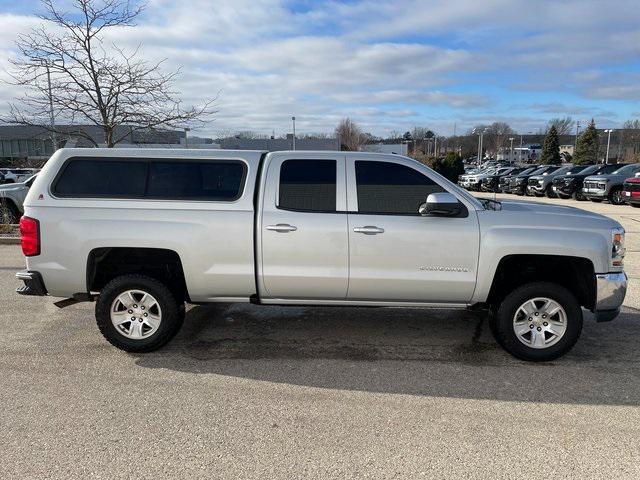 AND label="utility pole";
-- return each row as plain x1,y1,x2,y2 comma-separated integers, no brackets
291,116,296,150
434,136,438,158
45,64,57,151
574,121,581,150
604,129,613,164
509,137,514,163
519,134,523,163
